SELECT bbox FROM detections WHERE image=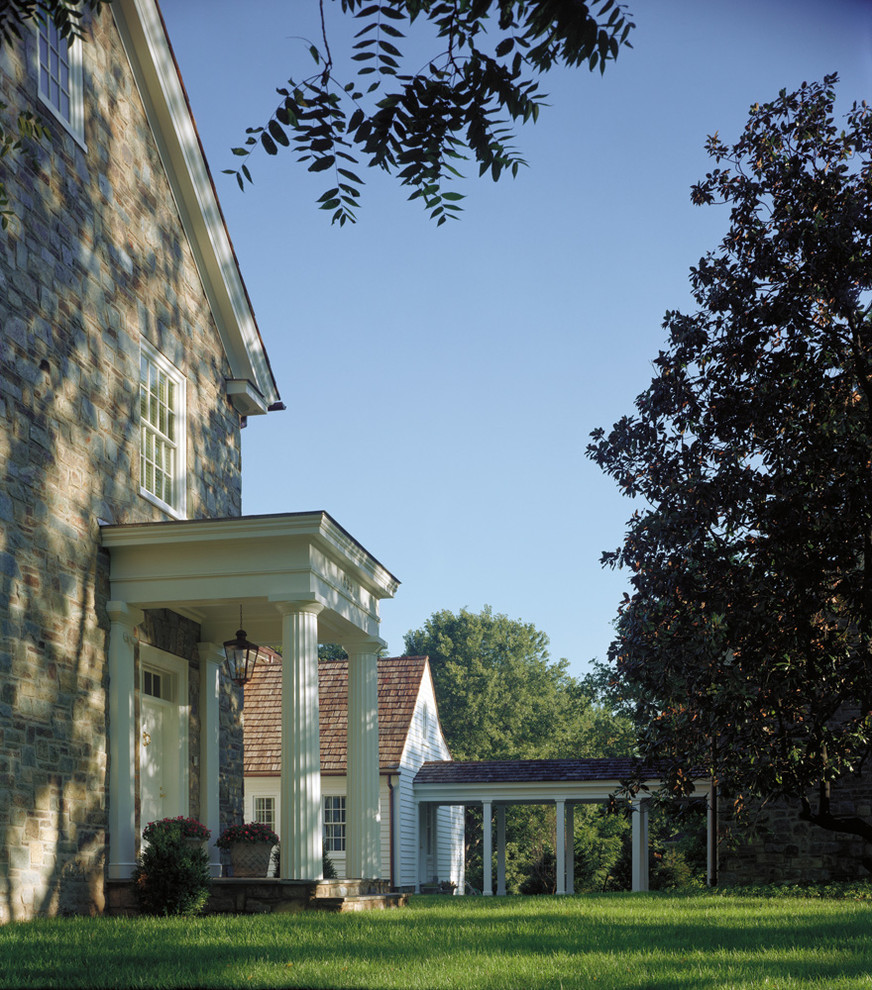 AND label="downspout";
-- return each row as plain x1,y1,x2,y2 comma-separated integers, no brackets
387,774,396,889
